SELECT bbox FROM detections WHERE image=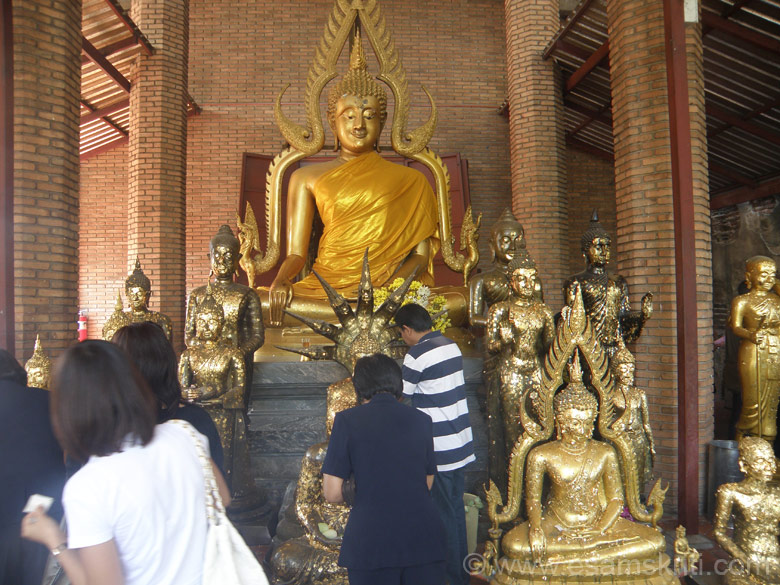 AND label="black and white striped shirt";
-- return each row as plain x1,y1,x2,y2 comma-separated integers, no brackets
402,331,475,472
